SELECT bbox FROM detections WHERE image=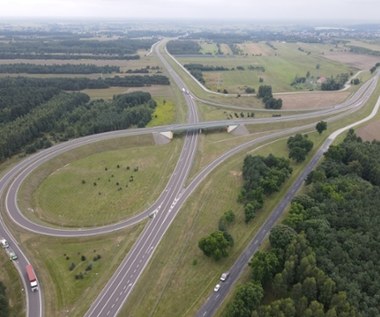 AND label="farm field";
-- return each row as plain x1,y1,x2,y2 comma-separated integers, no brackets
177,41,355,93
357,119,380,141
